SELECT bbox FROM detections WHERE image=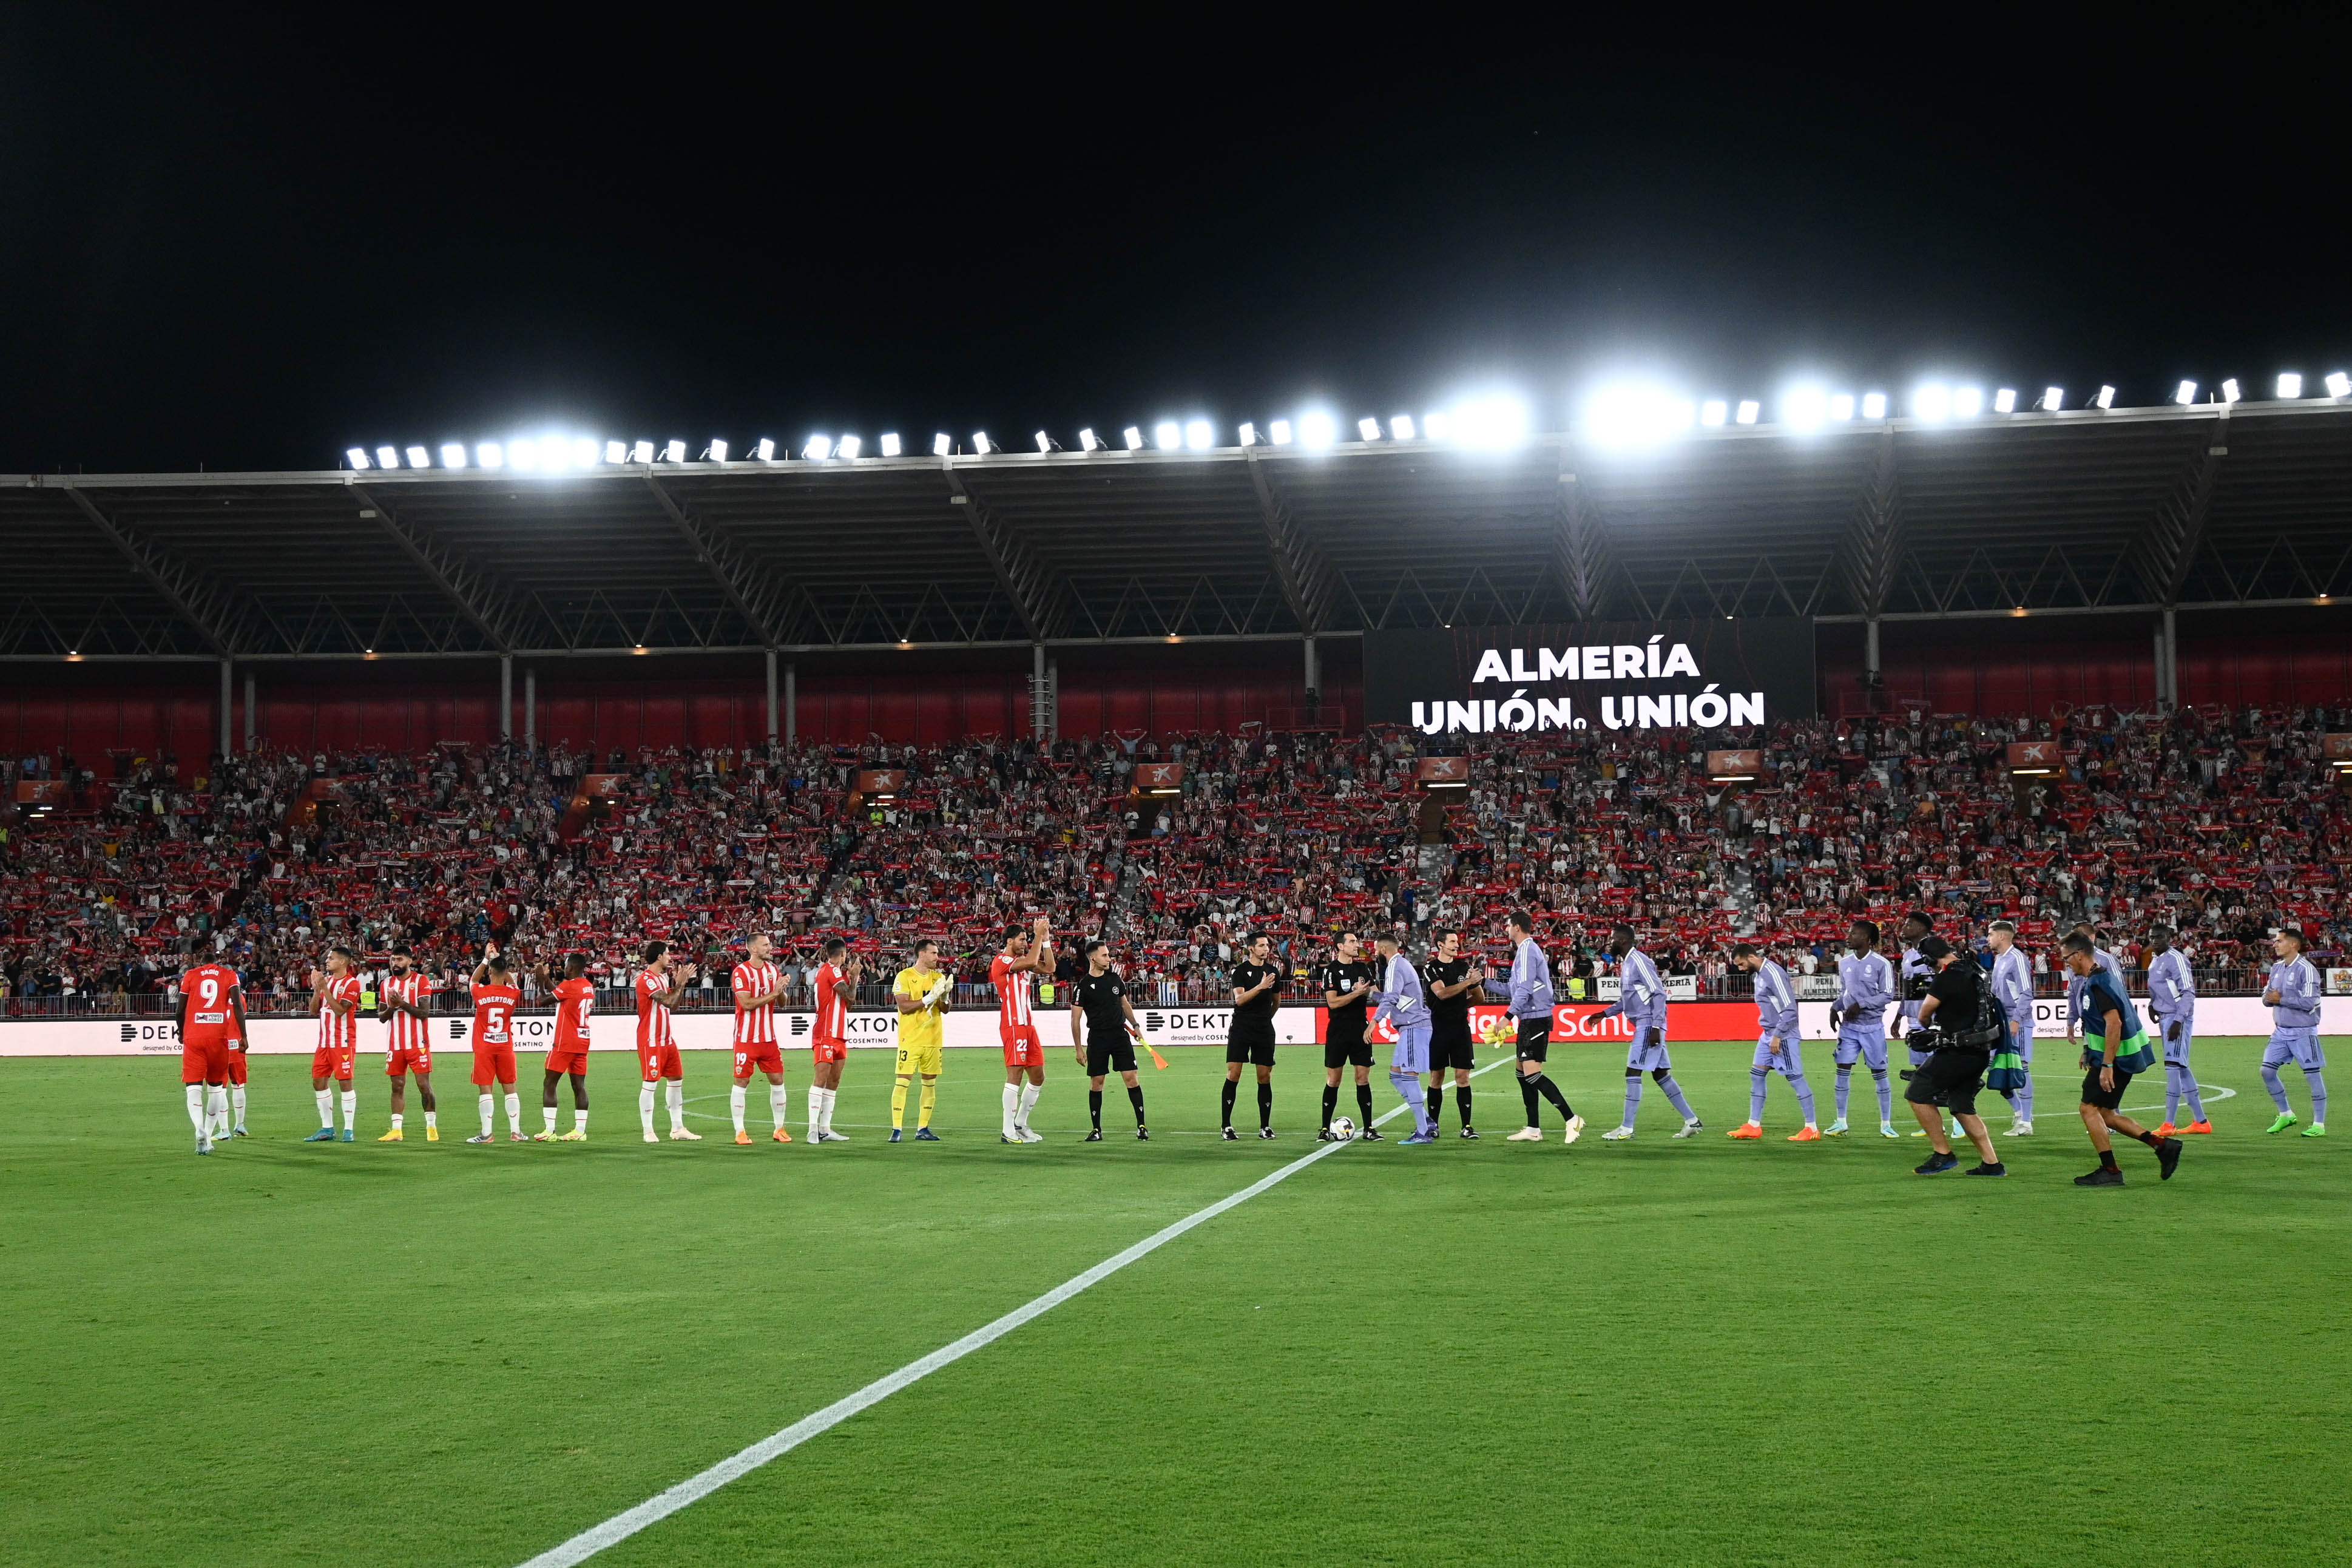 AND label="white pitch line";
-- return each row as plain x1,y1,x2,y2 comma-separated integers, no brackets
519,1052,1522,1566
